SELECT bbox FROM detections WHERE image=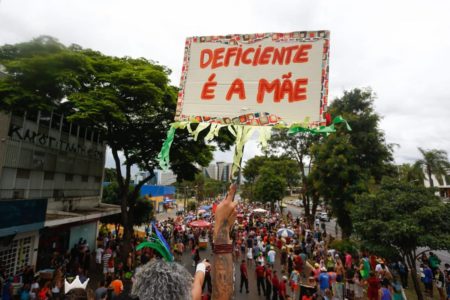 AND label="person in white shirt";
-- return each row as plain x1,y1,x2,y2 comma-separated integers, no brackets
268,247,276,267
95,246,104,265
